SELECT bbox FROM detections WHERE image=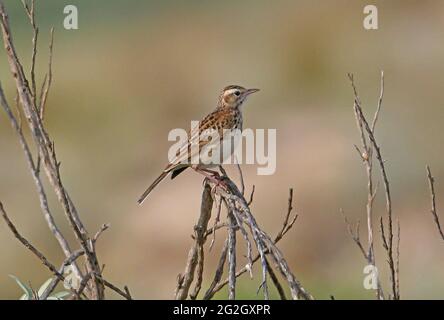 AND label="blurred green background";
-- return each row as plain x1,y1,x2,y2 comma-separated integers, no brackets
1,0,444,299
